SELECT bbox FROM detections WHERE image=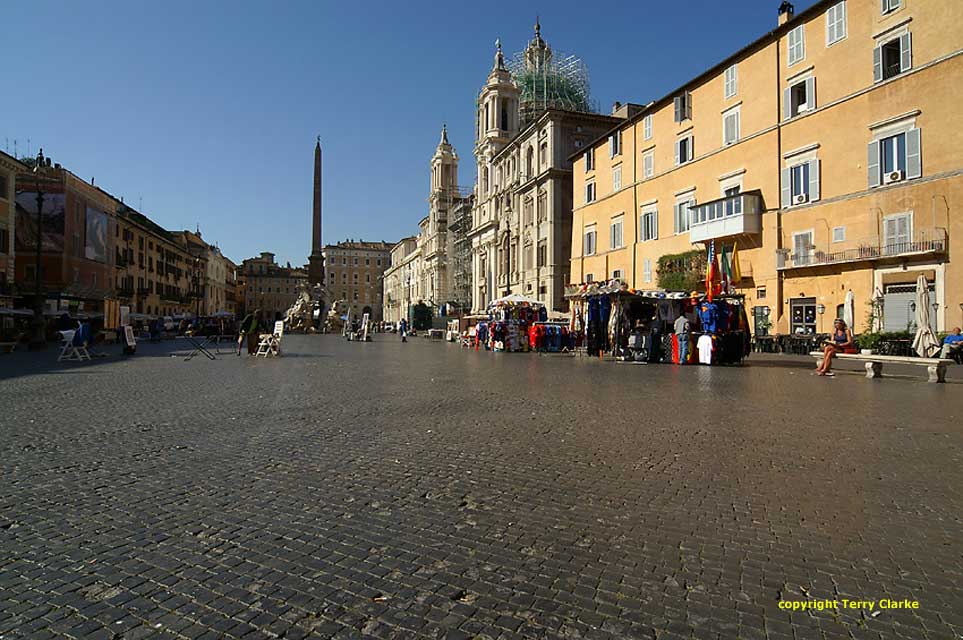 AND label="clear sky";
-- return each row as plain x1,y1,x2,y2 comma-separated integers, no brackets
6,0,818,266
